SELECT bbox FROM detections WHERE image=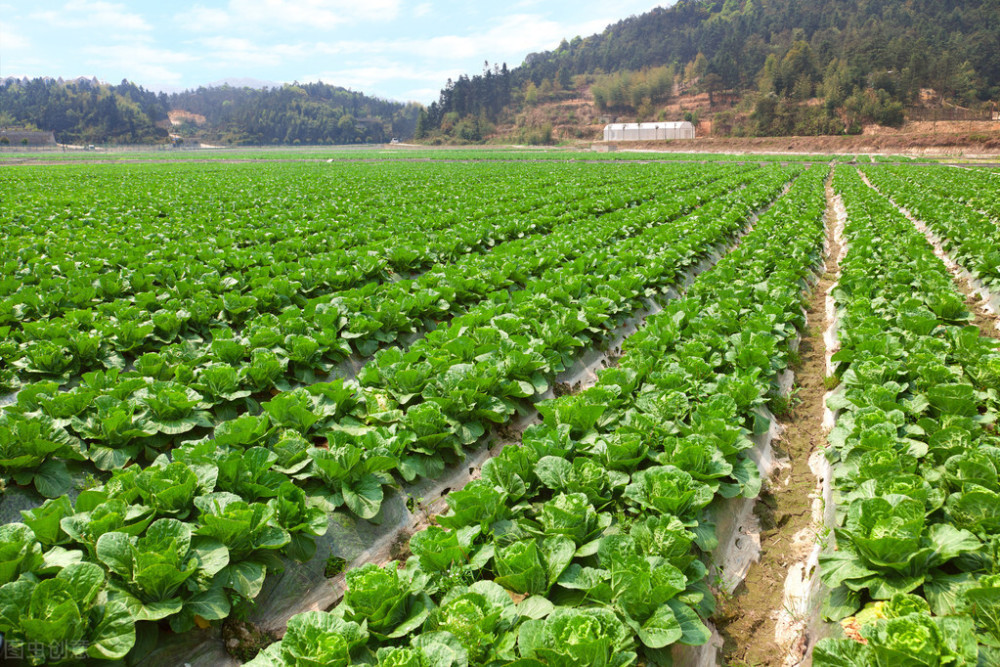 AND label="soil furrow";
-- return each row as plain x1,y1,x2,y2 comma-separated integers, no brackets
716,174,841,667
138,175,803,667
